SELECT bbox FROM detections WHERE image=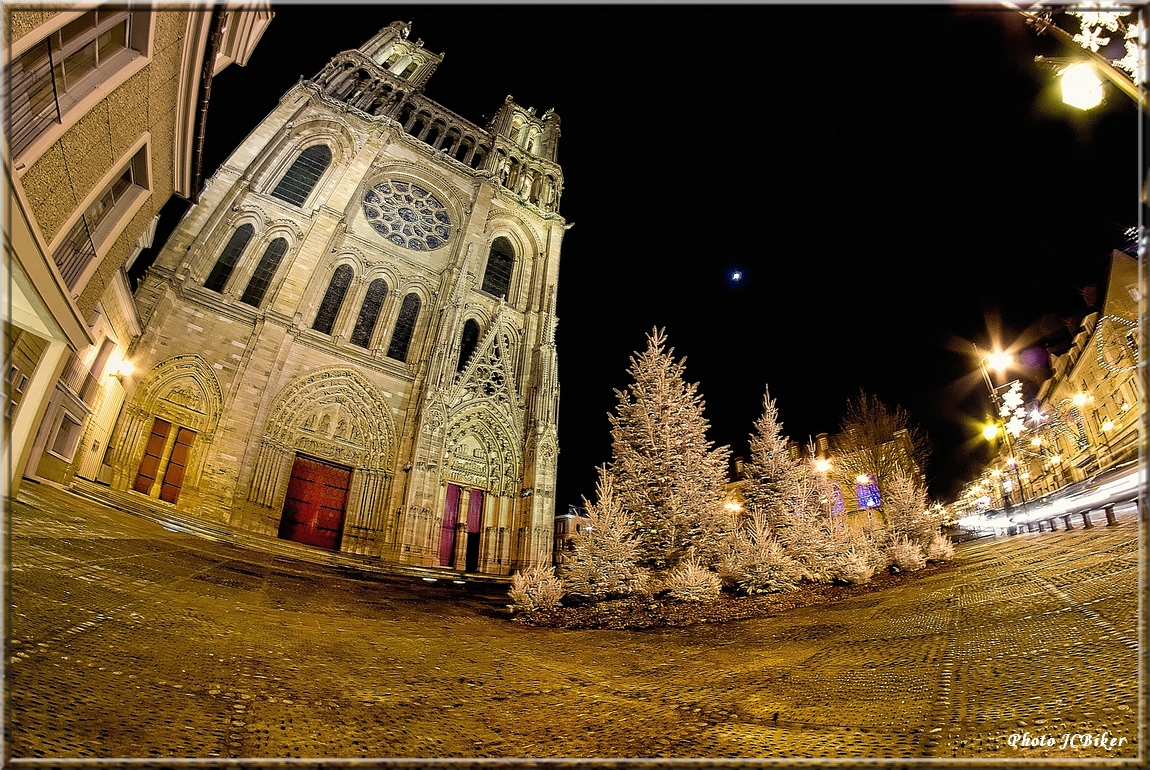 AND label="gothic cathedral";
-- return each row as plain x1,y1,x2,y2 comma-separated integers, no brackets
117,22,563,575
